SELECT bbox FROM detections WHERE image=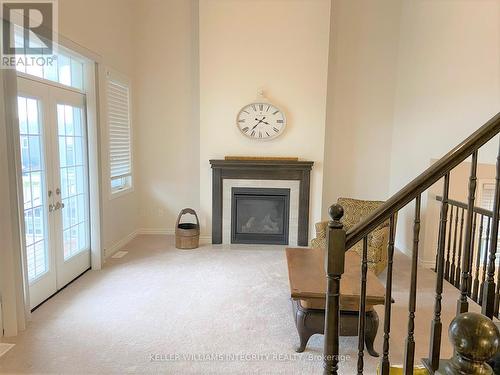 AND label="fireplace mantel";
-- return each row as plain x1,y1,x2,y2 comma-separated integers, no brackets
209,159,314,246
